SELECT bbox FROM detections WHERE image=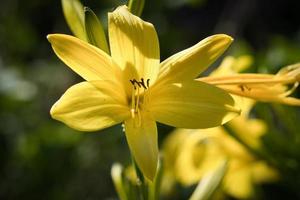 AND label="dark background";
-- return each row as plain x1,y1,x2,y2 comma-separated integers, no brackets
0,0,300,199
